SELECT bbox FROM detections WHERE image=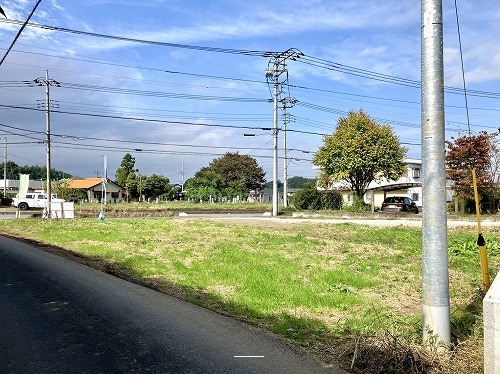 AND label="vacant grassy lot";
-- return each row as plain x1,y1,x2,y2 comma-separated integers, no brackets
0,217,498,373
